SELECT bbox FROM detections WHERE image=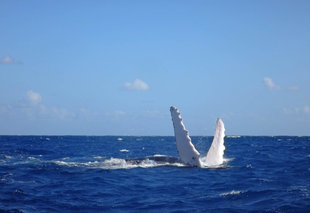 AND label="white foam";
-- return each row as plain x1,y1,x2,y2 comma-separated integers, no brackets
153,154,166,157
117,137,123,141
220,190,244,197
54,160,79,167
97,158,185,169
52,156,187,170
27,157,37,160
199,157,232,168
246,164,253,168
120,149,129,152
96,158,137,169
227,136,241,138
137,159,158,168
